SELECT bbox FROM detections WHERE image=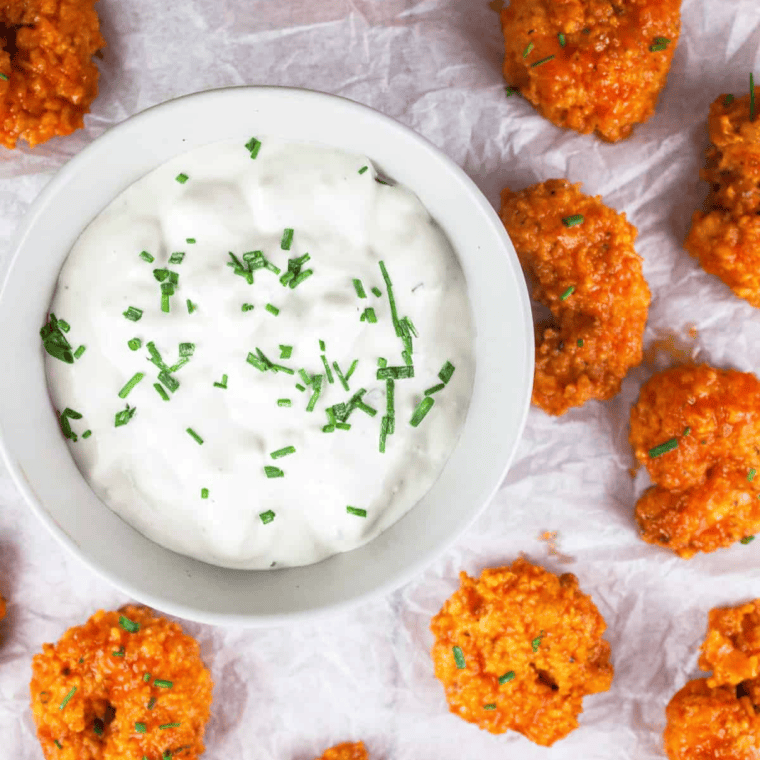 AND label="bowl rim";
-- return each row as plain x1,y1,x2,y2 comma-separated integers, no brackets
0,85,533,626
